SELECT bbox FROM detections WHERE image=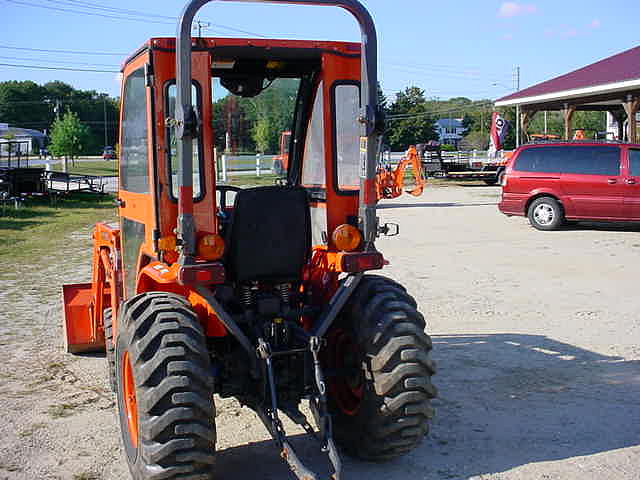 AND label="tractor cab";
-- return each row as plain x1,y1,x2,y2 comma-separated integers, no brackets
116,37,371,297
62,2,436,479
